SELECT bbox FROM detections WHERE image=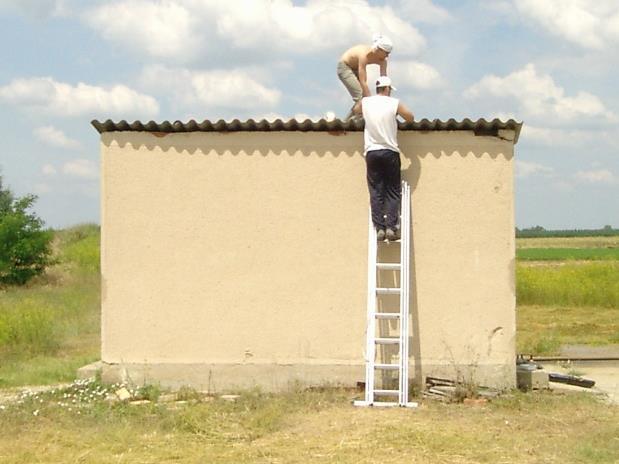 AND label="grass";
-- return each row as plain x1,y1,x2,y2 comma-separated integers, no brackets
516,261,619,308
517,236,619,249
517,305,619,354
517,247,619,261
0,224,100,387
514,236,619,354
0,382,617,463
